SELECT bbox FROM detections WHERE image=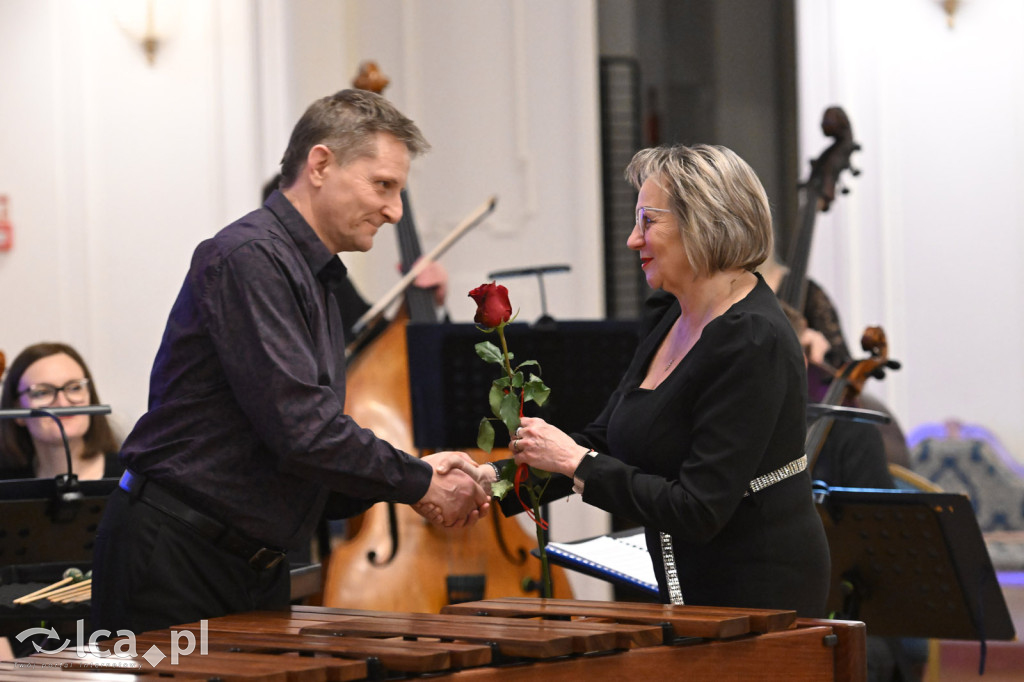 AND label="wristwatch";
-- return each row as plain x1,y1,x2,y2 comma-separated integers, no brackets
572,449,598,495
487,461,503,481
481,461,502,497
